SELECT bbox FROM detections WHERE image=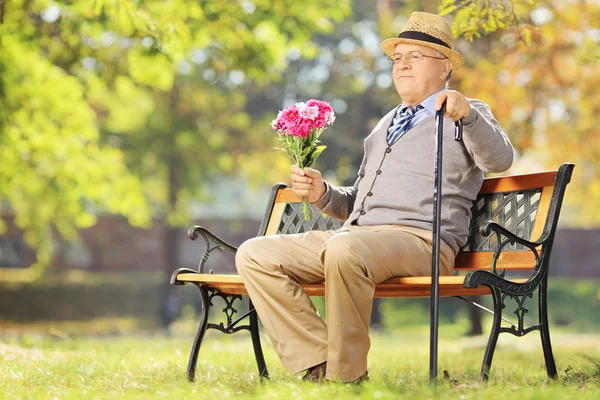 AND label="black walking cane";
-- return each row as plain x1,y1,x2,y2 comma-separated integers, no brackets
430,102,463,384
